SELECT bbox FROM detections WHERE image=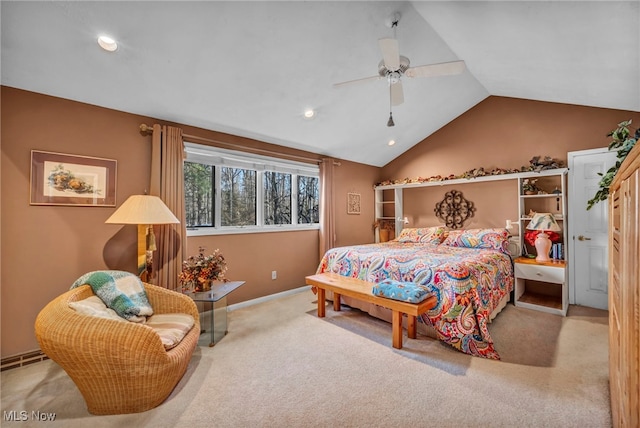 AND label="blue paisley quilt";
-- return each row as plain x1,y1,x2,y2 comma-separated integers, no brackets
317,241,514,359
